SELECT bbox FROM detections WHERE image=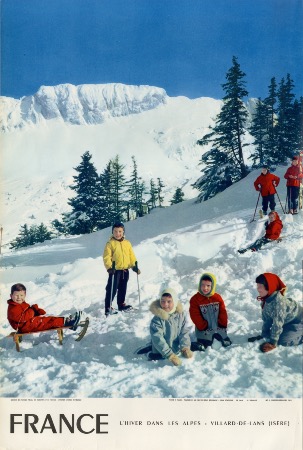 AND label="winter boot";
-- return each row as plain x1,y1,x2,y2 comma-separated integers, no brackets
64,311,82,330
105,307,118,317
238,249,247,254
190,341,206,352
118,303,132,312
259,210,264,218
293,209,298,215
